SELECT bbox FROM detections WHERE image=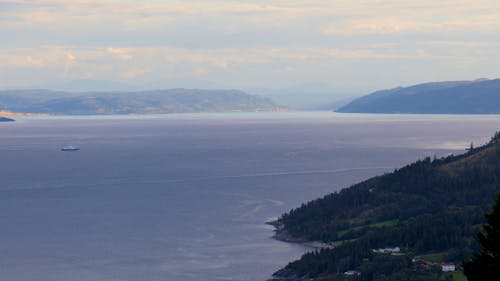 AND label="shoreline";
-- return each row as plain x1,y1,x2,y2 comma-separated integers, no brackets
265,220,334,281
266,220,335,249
